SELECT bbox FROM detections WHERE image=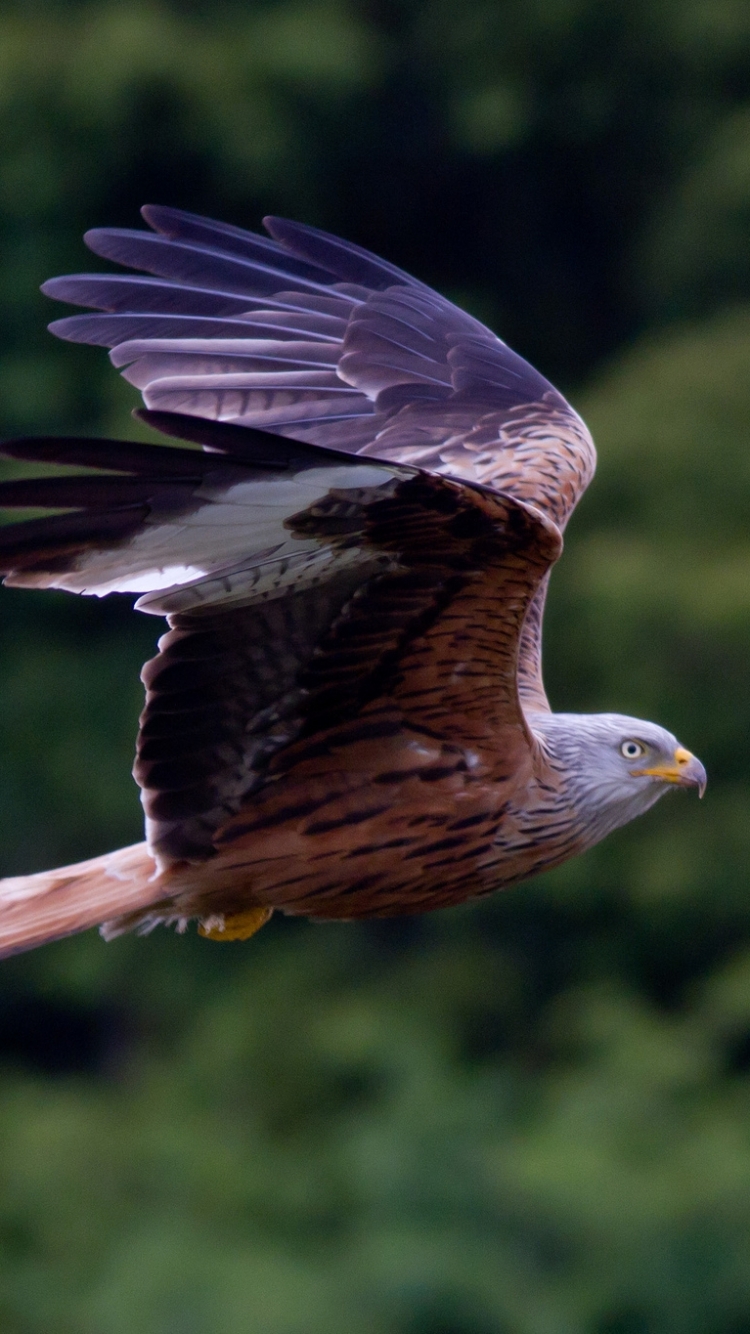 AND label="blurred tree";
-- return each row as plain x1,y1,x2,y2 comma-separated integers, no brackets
1,1,750,1331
